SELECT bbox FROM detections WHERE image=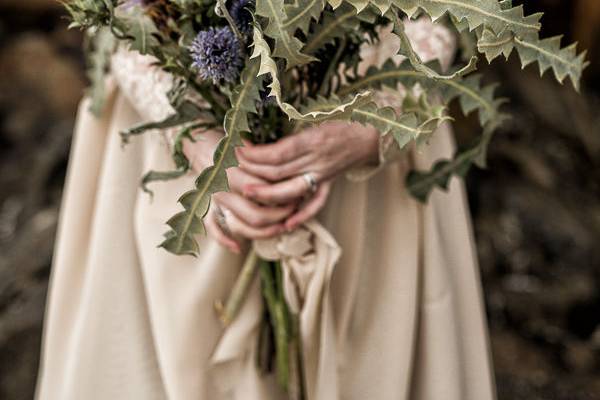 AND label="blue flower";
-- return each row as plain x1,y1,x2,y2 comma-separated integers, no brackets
228,0,254,34
189,27,244,84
